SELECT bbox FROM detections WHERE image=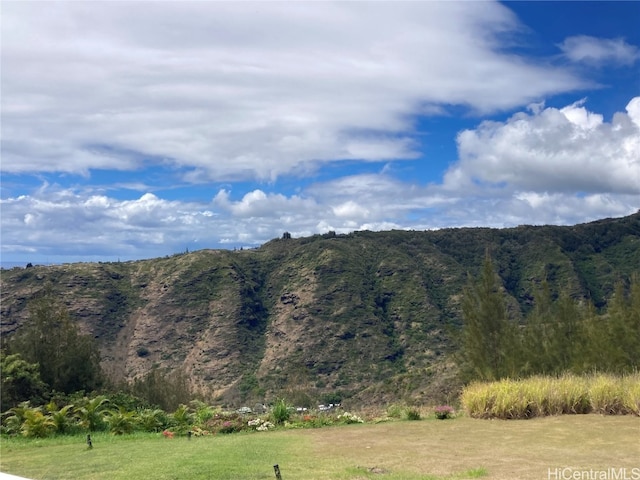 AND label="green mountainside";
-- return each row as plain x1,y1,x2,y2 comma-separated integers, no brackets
1,211,639,406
